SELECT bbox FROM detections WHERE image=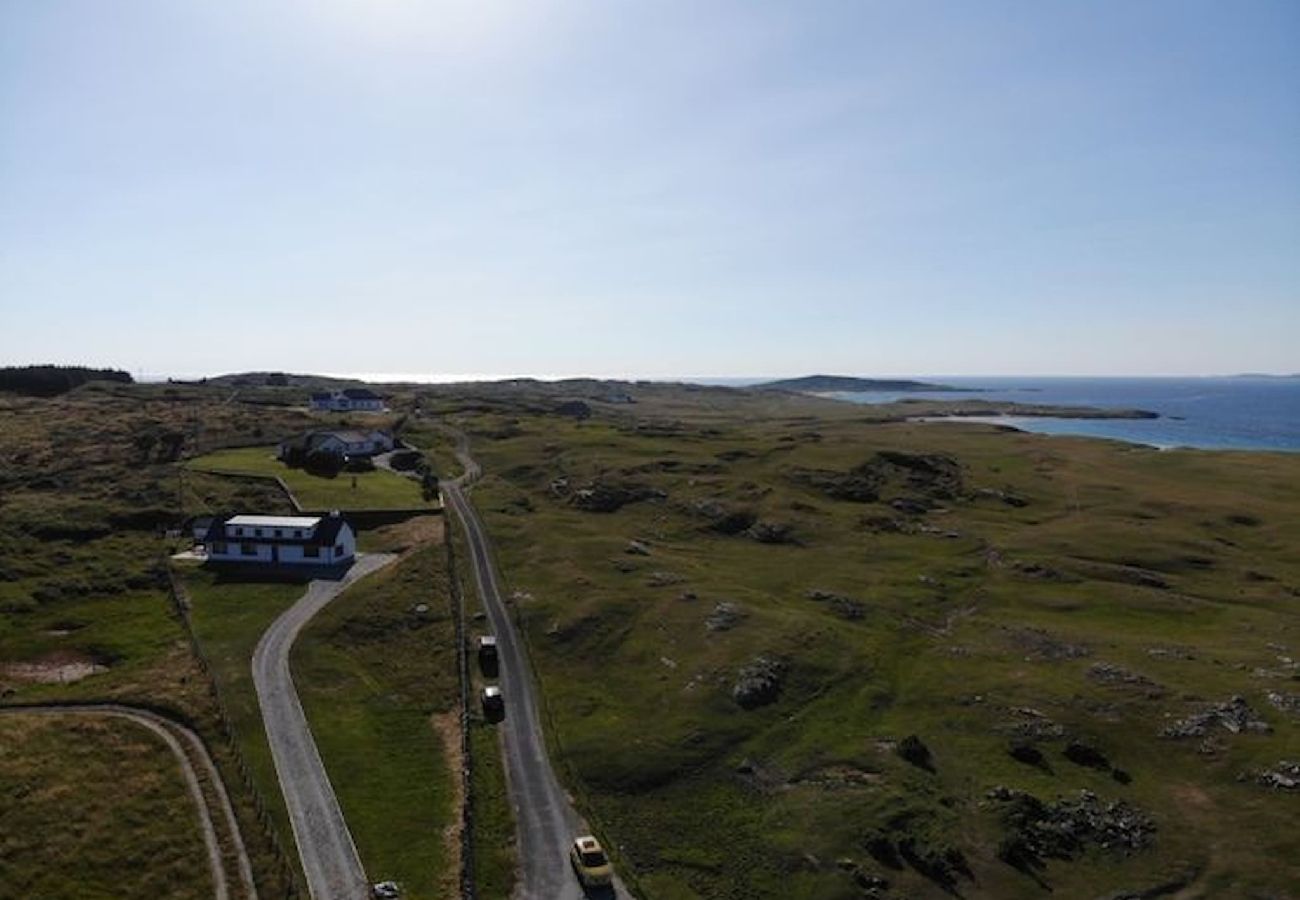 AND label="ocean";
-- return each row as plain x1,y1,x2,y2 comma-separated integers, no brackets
821,377,1300,453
